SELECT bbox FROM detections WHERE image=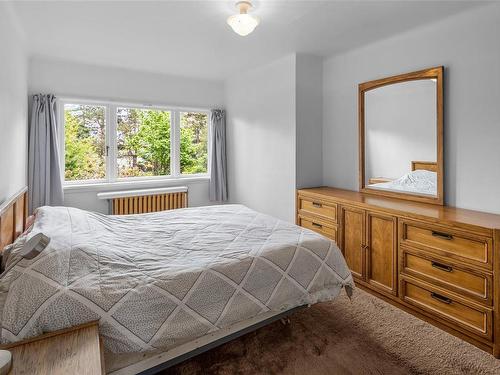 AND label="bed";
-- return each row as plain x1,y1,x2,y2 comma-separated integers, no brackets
0,188,353,374
367,161,438,196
